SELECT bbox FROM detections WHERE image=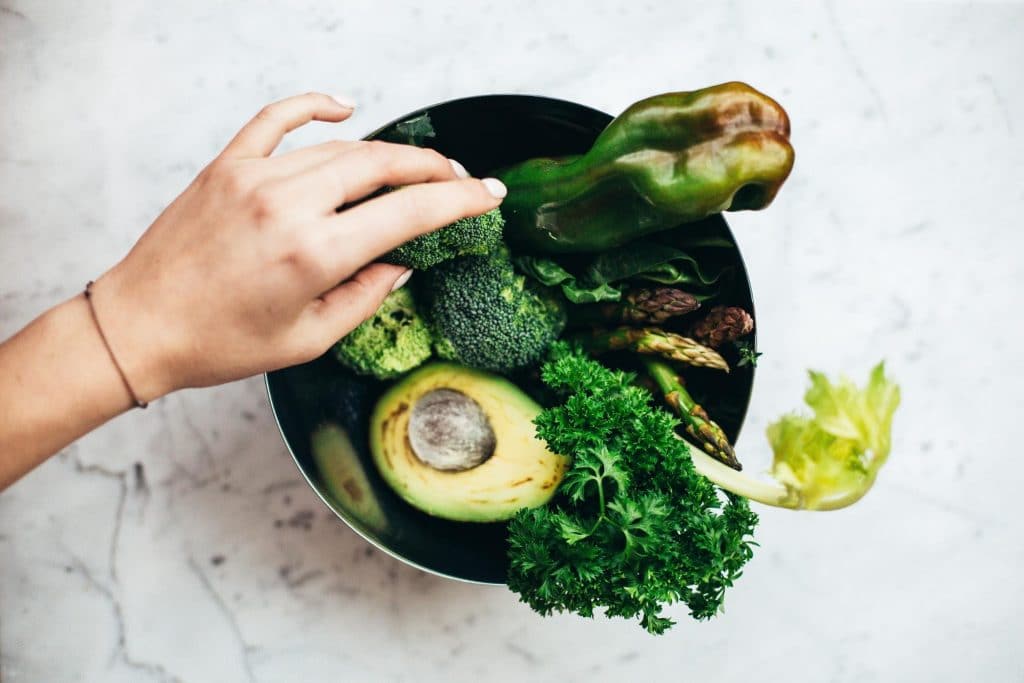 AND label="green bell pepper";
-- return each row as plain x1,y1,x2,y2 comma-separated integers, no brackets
497,81,795,253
